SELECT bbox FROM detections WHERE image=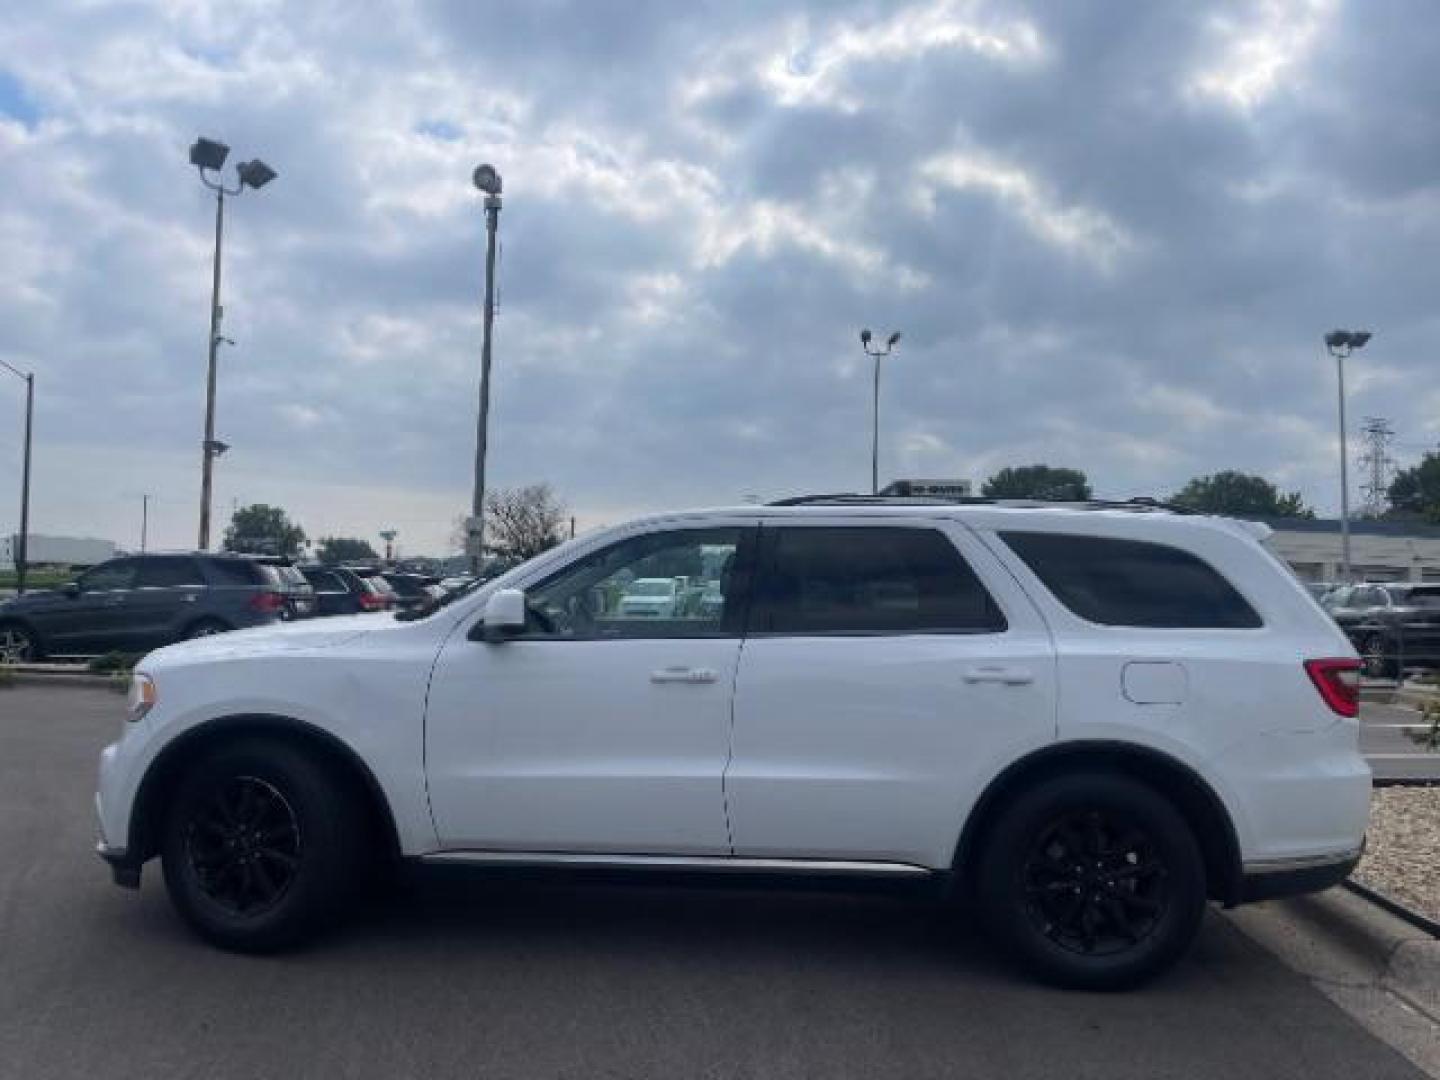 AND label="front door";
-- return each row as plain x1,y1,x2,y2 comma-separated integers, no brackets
726,520,1057,868
425,524,755,855
42,558,140,654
